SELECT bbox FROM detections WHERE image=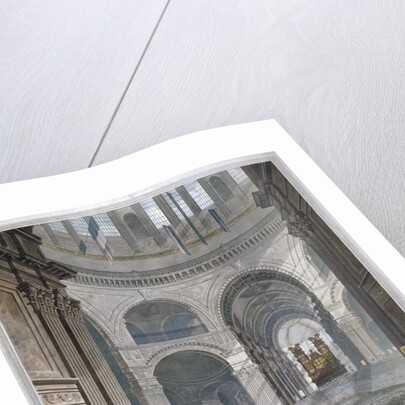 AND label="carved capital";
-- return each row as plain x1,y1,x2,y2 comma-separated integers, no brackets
18,282,58,315
54,290,83,321
325,302,343,312
338,316,363,332
141,383,165,396
232,363,260,379
133,377,166,396
287,210,313,238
